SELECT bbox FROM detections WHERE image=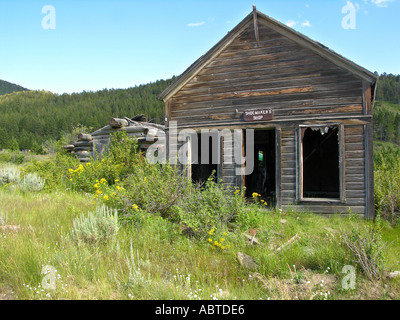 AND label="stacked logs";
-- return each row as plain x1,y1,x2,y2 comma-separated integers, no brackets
63,132,93,162
63,115,165,163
